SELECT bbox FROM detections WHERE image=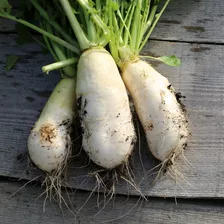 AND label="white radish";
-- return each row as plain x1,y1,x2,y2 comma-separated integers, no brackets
57,0,139,195
76,48,136,169
28,78,76,173
122,59,188,163
1,0,80,210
